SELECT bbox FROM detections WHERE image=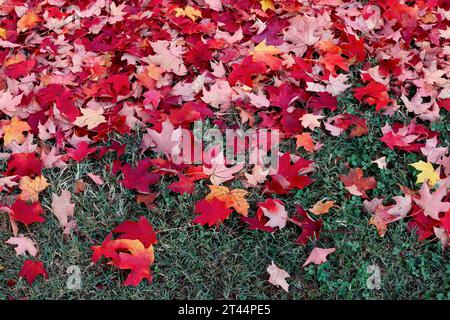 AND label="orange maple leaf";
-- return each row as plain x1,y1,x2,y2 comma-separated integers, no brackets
205,185,249,216
295,133,315,153
17,10,41,33
2,117,31,146
92,238,155,287
309,200,335,215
